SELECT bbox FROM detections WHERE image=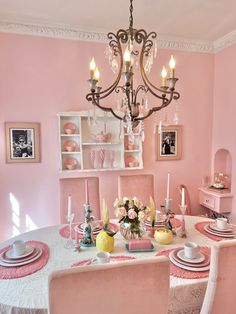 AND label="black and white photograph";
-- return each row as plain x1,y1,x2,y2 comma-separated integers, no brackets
5,122,41,163
161,131,177,156
10,128,34,159
156,125,182,161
